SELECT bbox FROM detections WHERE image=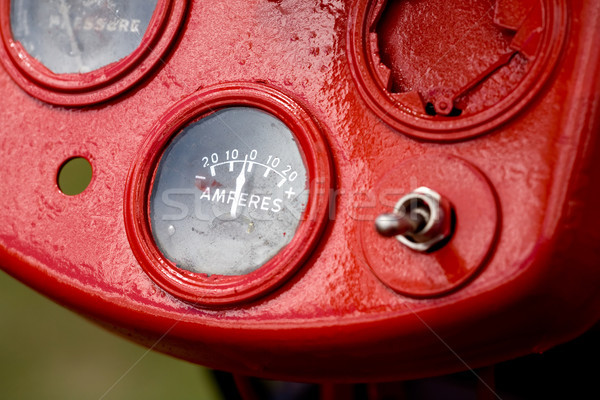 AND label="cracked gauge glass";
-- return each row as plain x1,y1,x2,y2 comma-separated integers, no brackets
10,0,158,74
149,107,309,276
